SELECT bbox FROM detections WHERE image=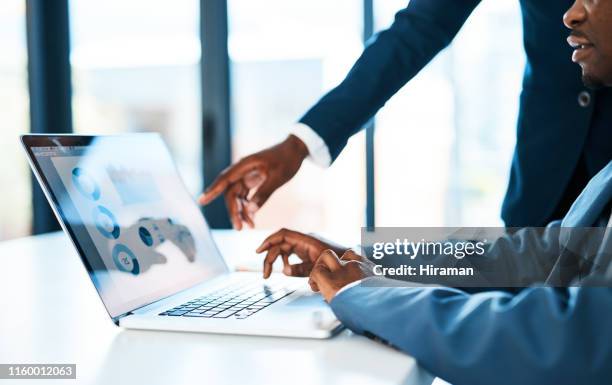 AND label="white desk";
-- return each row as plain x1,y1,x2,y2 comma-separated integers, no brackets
0,231,433,385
